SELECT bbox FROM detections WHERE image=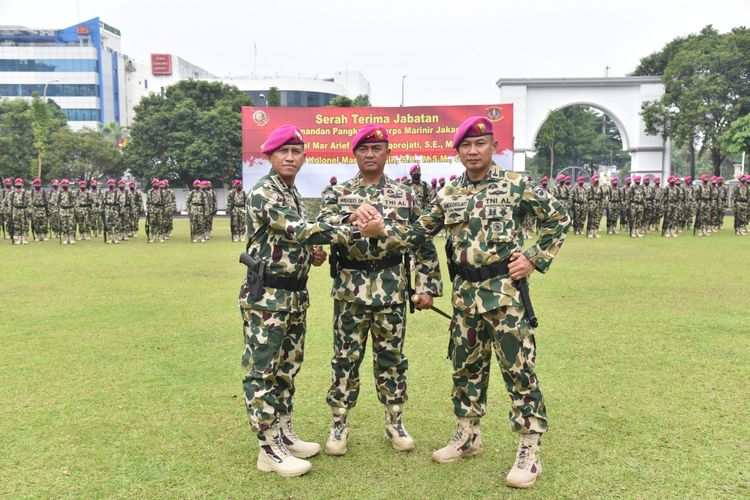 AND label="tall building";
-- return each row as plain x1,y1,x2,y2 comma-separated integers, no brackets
0,17,127,130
